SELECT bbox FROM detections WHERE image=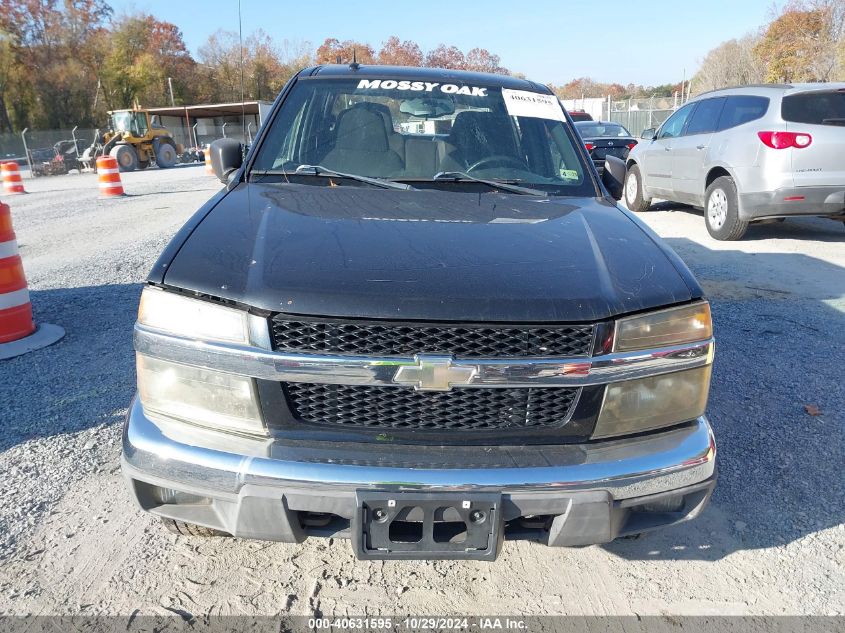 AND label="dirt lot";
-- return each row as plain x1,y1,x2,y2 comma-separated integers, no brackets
0,168,842,617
